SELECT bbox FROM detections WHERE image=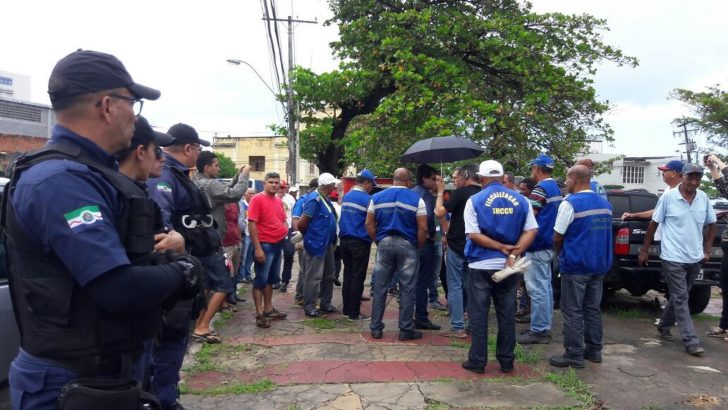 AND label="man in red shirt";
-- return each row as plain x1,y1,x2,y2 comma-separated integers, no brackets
248,172,289,328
